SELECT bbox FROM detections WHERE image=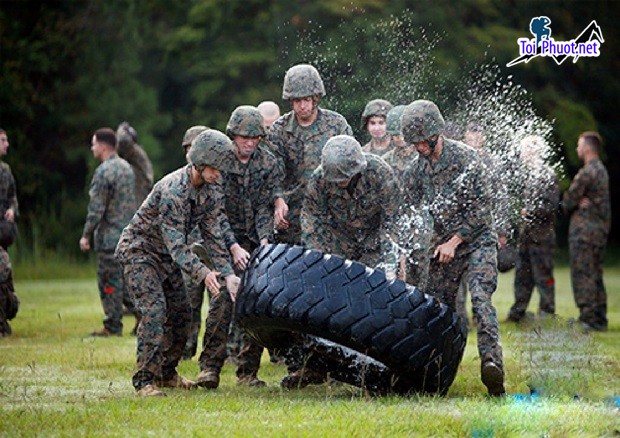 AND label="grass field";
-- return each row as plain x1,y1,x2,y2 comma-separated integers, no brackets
1,264,618,437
